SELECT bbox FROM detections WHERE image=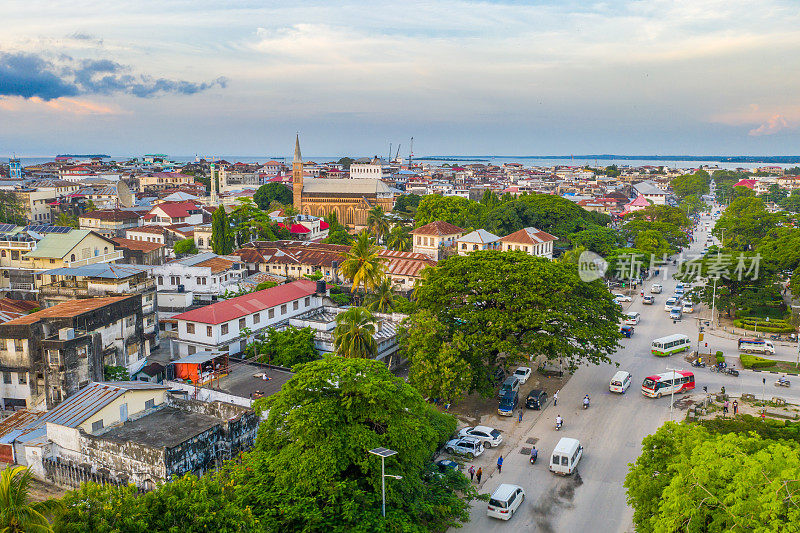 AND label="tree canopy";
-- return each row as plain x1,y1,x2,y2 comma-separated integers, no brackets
253,183,292,210
210,206,234,255
246,326,318,368
225,357,476,532
713,196,782,250
173,238,198,256
669,170,710,199
412,251,622,395
625,420,800,533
